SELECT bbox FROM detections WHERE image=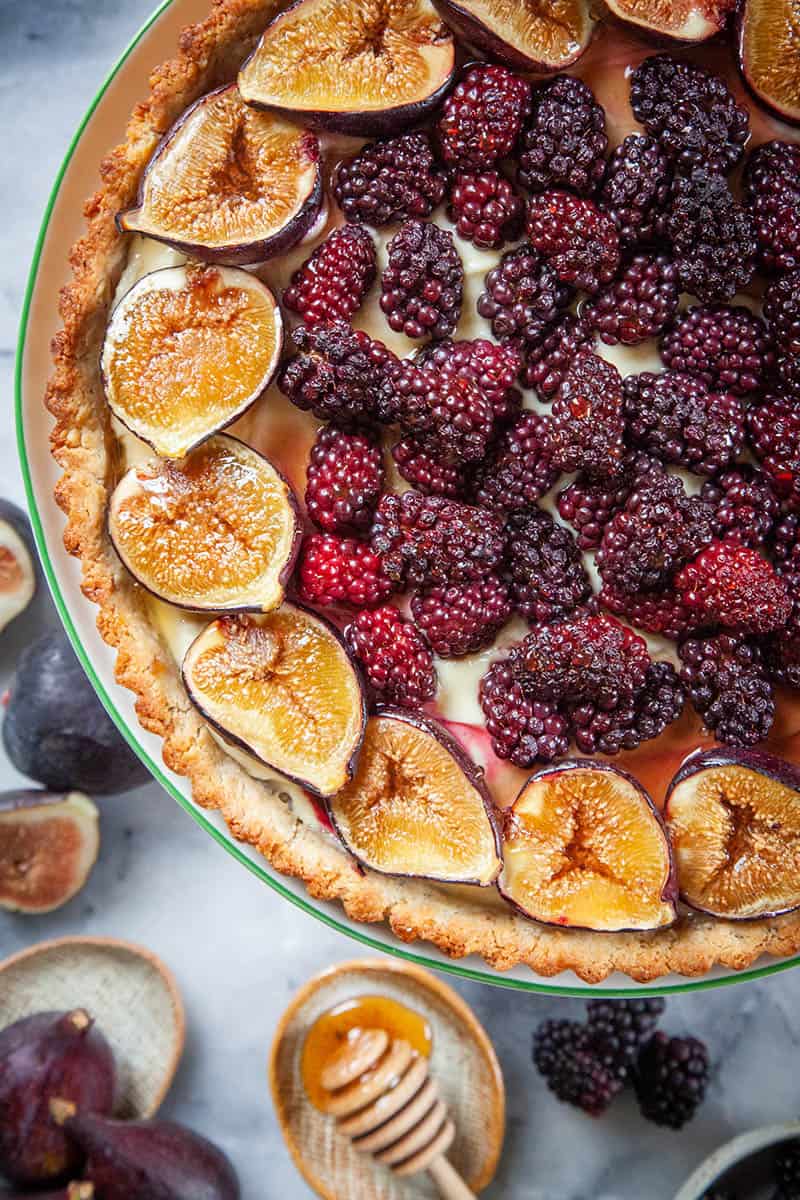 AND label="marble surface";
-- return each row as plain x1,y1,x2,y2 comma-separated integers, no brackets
1,3,800,1197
